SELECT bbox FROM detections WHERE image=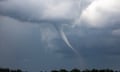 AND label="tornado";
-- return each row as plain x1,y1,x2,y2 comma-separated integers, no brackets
54,24,79,55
